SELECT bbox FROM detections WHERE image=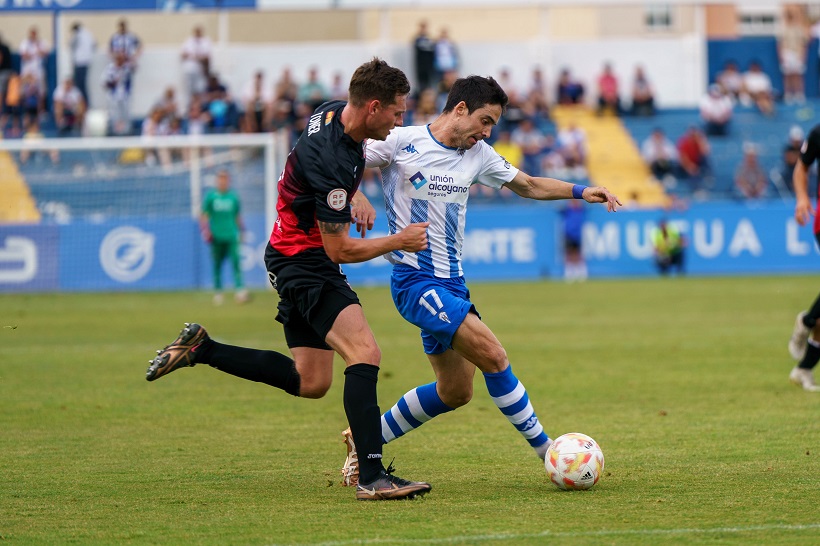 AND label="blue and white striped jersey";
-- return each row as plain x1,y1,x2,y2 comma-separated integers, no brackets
366,125,519,278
